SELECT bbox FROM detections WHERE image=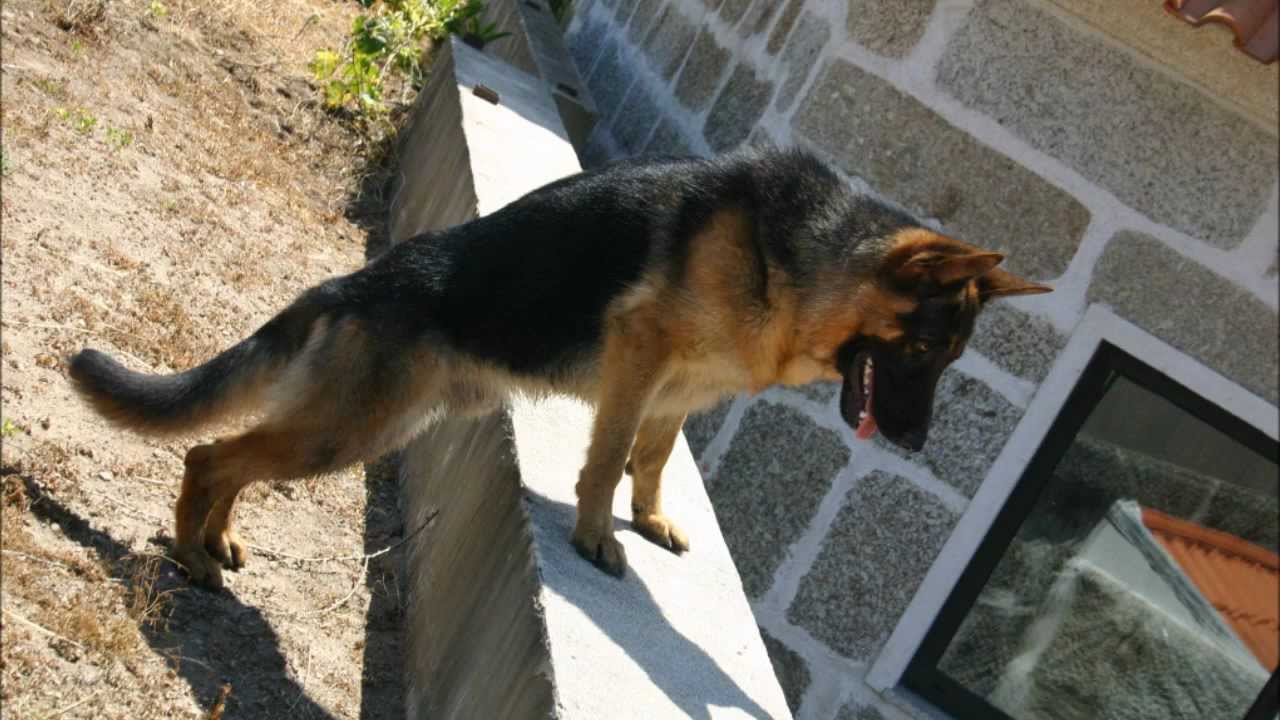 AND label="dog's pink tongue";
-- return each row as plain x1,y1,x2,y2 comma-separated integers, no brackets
855,377,877,440
855,411,878,440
